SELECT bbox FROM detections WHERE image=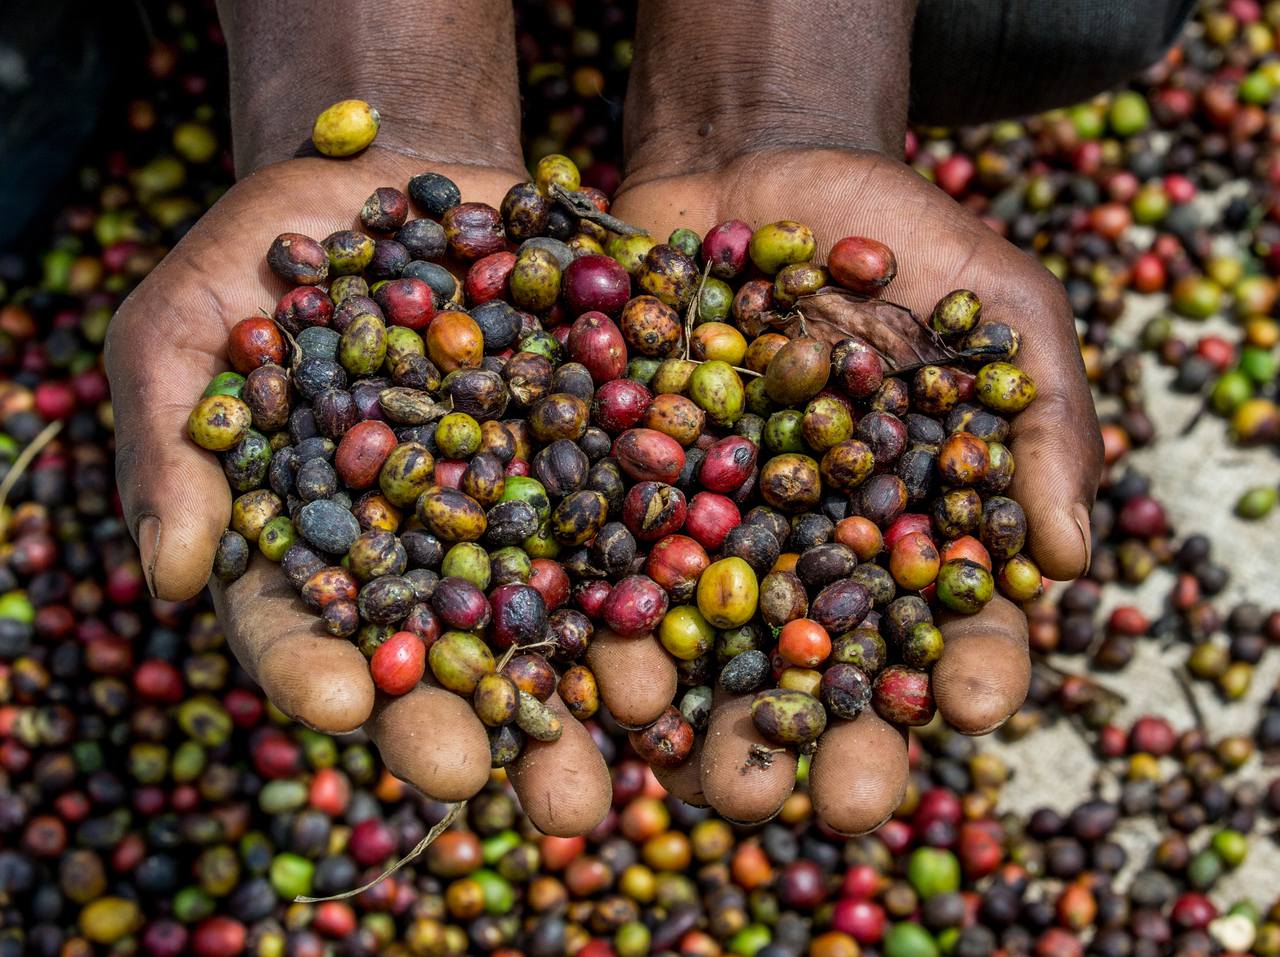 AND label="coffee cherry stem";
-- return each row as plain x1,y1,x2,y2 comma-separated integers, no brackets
744,743,787,771
270,318,305,375
682,259,713,361
549,183,646,236
496,637,558,673
790,307,811,339
678,257,761,381
884,345,1014,377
